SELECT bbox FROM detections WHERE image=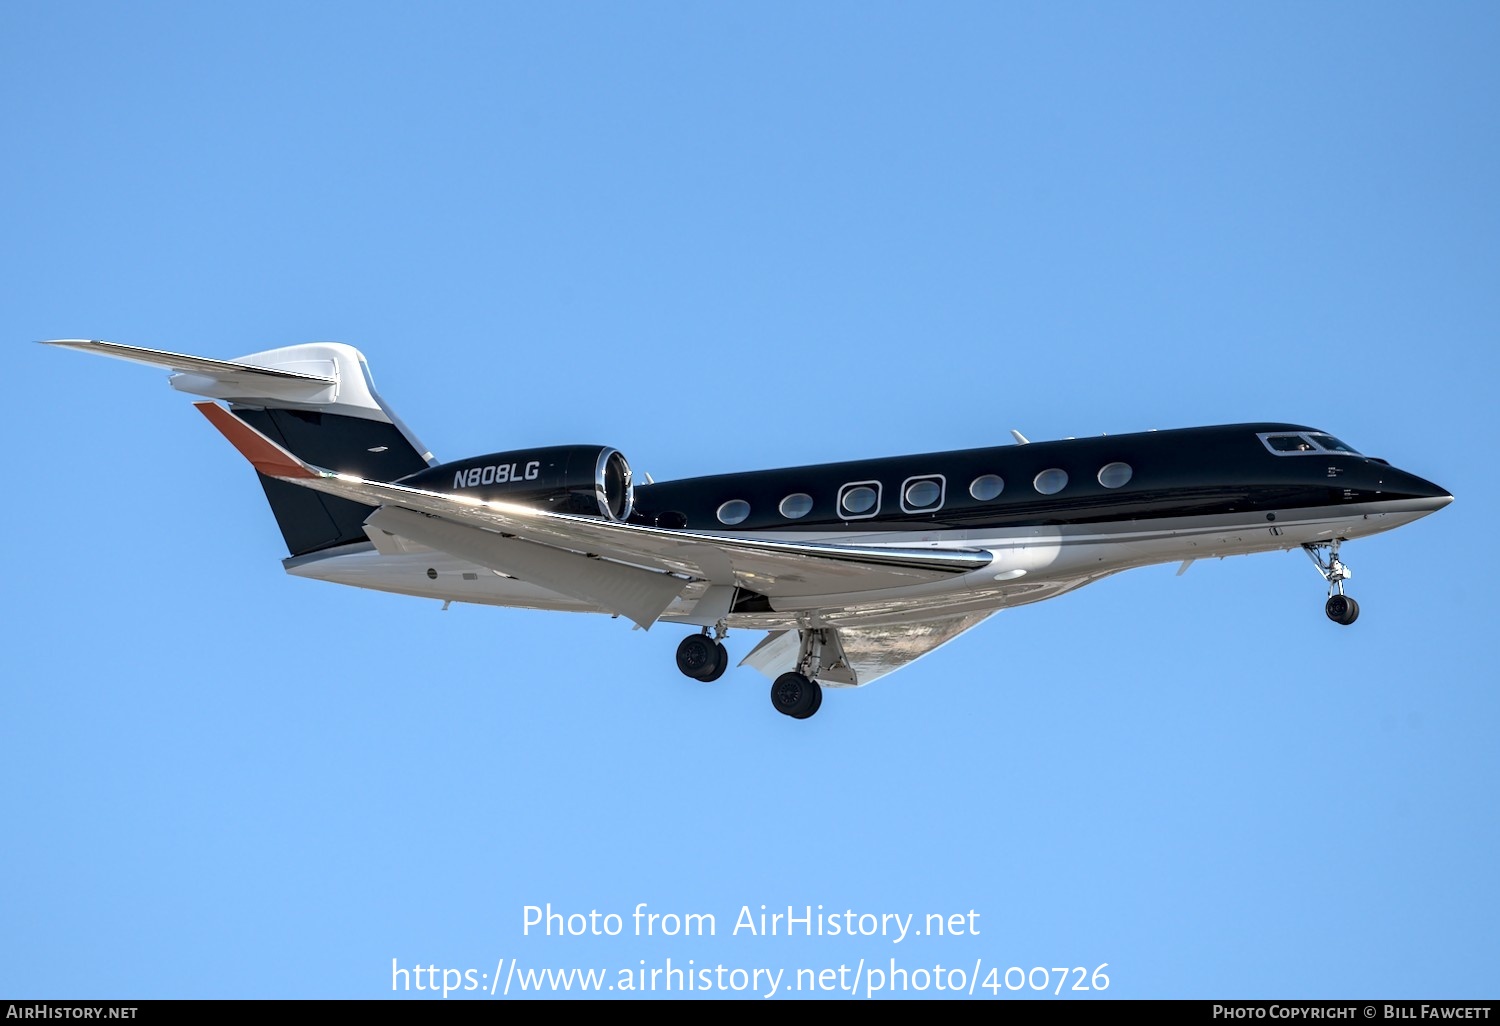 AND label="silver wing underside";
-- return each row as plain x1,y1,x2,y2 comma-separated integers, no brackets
739,612,998,688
